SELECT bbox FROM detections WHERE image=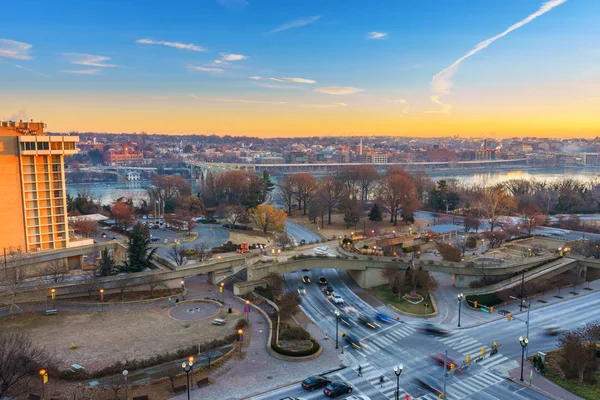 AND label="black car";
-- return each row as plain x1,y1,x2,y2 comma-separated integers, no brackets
418,322,451,335
337,311,353,326
318,276,327,285
358,313,381,329
302,275,311,283
323,381,353,397
301,375,331,391
343,333,361,349
324,285,334,296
